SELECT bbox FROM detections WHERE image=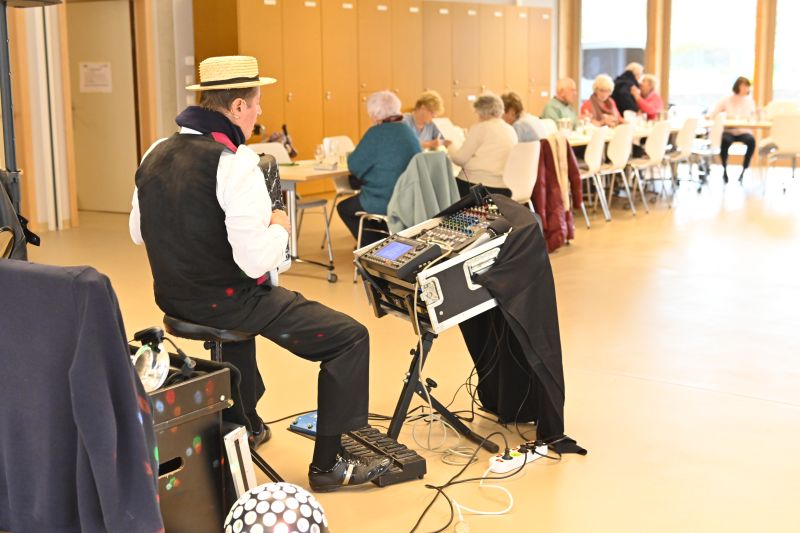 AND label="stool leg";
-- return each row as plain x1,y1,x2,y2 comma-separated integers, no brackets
211,341,223,362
